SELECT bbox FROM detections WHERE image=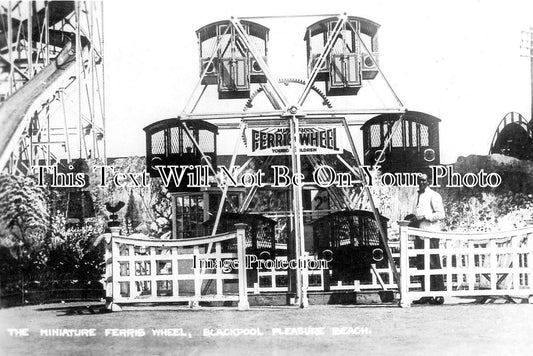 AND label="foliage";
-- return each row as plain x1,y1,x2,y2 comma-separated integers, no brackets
362,169,533,233
149,177,172,224
441,190,533,232
92,156,172,237
364,170,418,225
0,171,106,288
45,211,105,282
125,190,142,234
0,156,177,302
0,173,48,264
